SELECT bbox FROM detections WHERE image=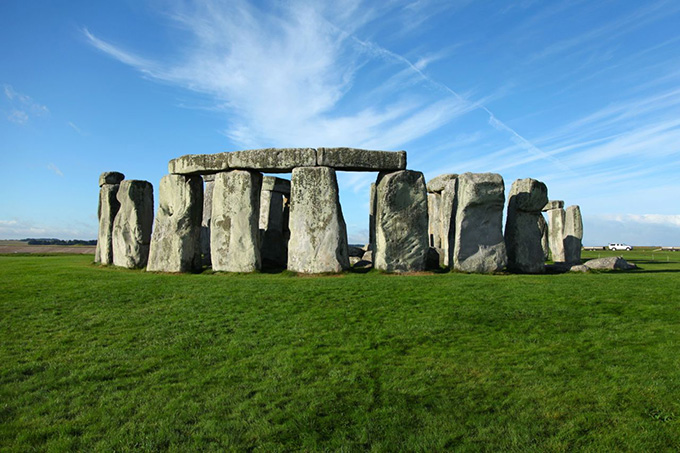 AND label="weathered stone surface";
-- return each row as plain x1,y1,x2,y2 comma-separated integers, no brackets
316,148,406,171
546,206,566,262
287,167,349,273
147,174,203,273
583,256,637,270
259,183,288,268
200,176,215,266
211,171,262,272
427,173,458,193
95,184,121,264
369,182,377,252
348,245,365,257
543,200,564,212
362,250,373,262
169,153,229,175
569,264,589,273
439,178,458,268
453,173,507,273
261,176,291,194
427,193,442,248
374,170,429,272
505,178,548,273
99,171,125,187
229,148,316,173
112,180,154,269
564,205,583,264
539,214,549,261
